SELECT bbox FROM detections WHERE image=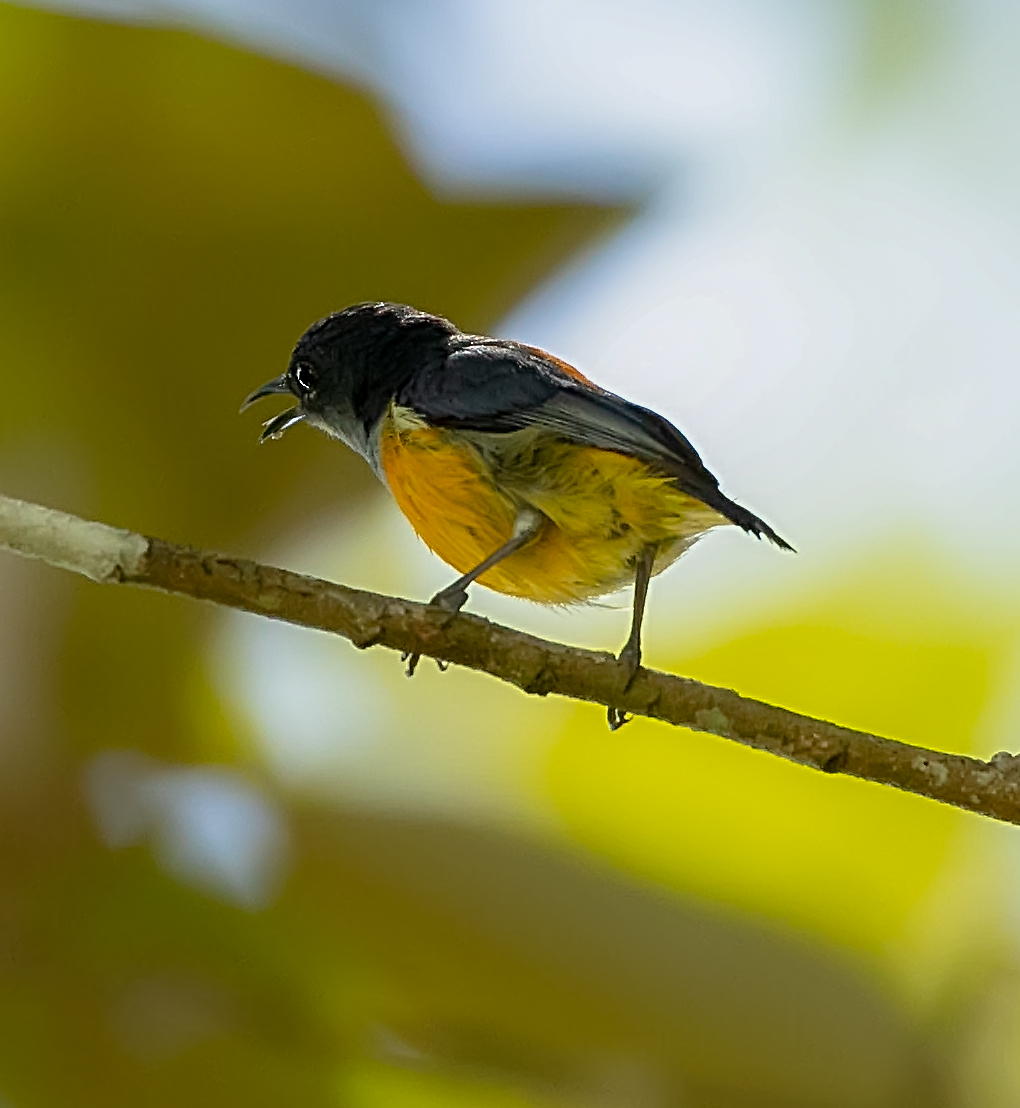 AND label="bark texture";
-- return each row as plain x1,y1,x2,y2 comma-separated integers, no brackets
2,491,1019,826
